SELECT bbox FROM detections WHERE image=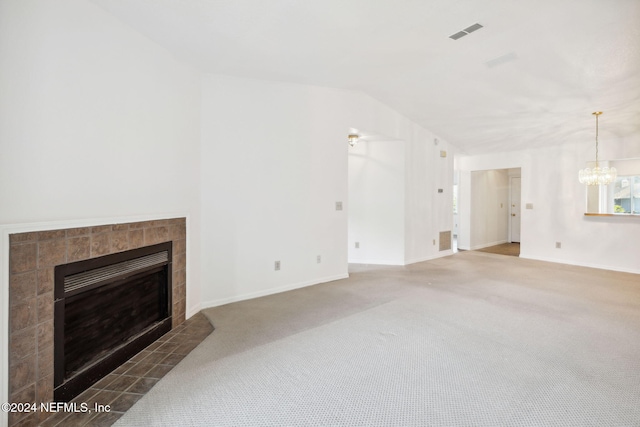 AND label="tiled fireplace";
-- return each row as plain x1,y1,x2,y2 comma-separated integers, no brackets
7,218,187,426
